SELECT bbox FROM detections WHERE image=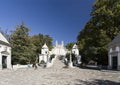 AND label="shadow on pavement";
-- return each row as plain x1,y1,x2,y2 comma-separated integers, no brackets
75,79,120,85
